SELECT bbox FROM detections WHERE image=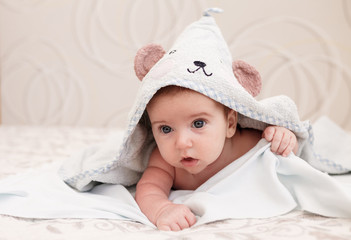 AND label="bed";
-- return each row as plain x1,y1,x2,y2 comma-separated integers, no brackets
1,125,350,239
